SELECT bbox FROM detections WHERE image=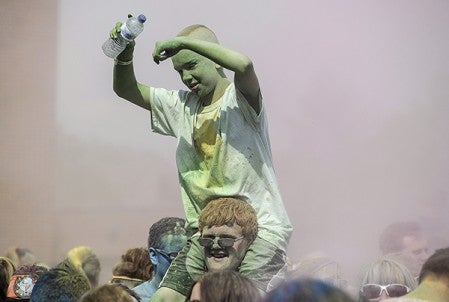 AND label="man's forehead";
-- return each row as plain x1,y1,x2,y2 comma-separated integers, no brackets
202,223,243,235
